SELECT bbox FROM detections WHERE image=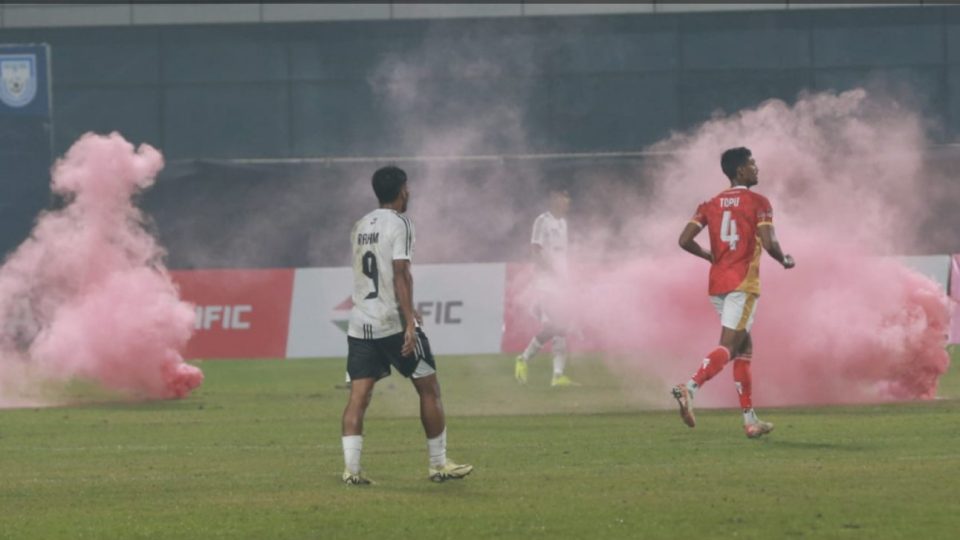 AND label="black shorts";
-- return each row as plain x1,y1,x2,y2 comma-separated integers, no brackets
346,328,436,381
